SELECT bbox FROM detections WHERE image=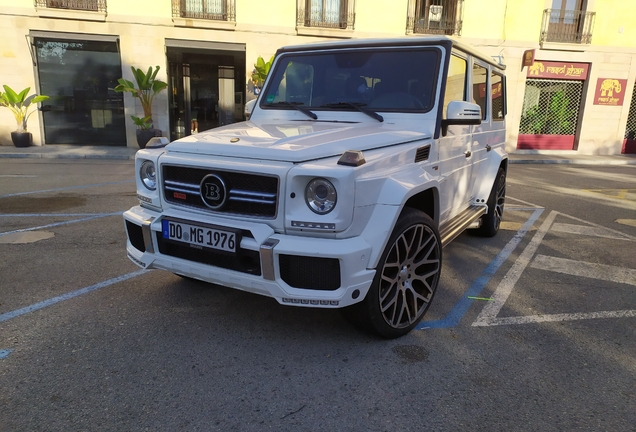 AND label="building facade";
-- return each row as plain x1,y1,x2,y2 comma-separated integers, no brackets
1,0,635,154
